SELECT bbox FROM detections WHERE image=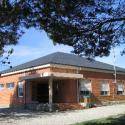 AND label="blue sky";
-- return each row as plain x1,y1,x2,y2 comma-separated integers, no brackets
1,28,125,71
